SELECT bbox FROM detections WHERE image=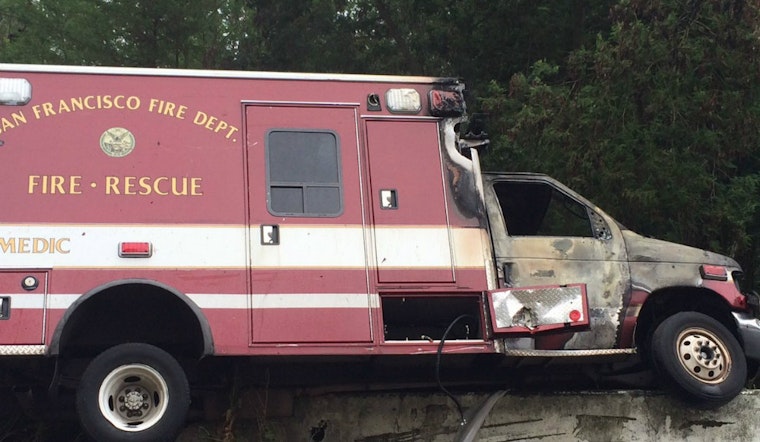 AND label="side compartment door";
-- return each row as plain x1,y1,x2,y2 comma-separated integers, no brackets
365,119,454,283
0,271,47,345
485,177,630,349
245,104,372,344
